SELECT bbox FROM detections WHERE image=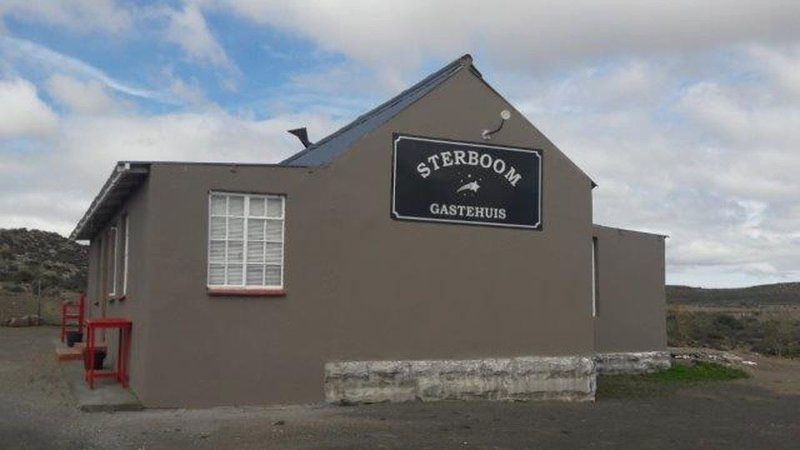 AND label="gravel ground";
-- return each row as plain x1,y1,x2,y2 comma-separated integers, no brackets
3,326,800,449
